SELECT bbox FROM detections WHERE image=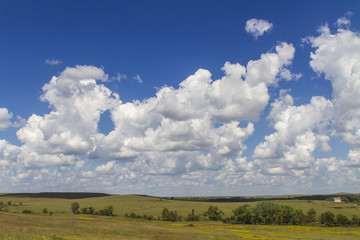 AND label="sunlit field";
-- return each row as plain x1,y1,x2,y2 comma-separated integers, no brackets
0,194,359,239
